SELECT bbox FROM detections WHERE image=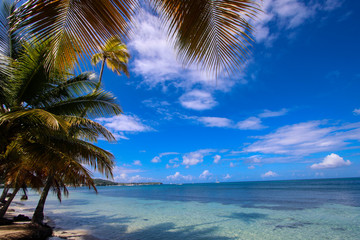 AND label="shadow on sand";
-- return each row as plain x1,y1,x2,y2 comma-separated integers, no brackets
50,210,234,240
